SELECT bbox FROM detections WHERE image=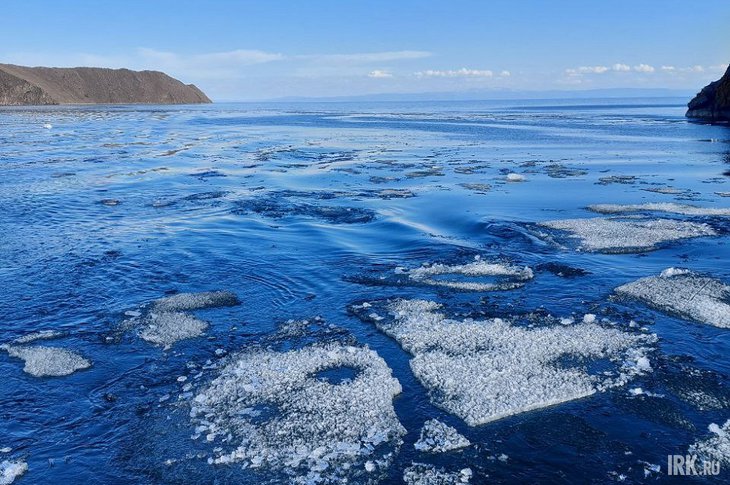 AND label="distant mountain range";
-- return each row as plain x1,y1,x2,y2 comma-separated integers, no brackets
0,64,211,105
